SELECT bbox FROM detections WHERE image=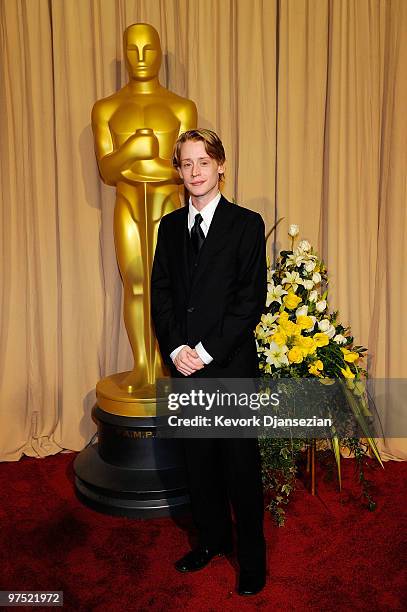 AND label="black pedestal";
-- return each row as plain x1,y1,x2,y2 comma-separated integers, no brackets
73,406,190,518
